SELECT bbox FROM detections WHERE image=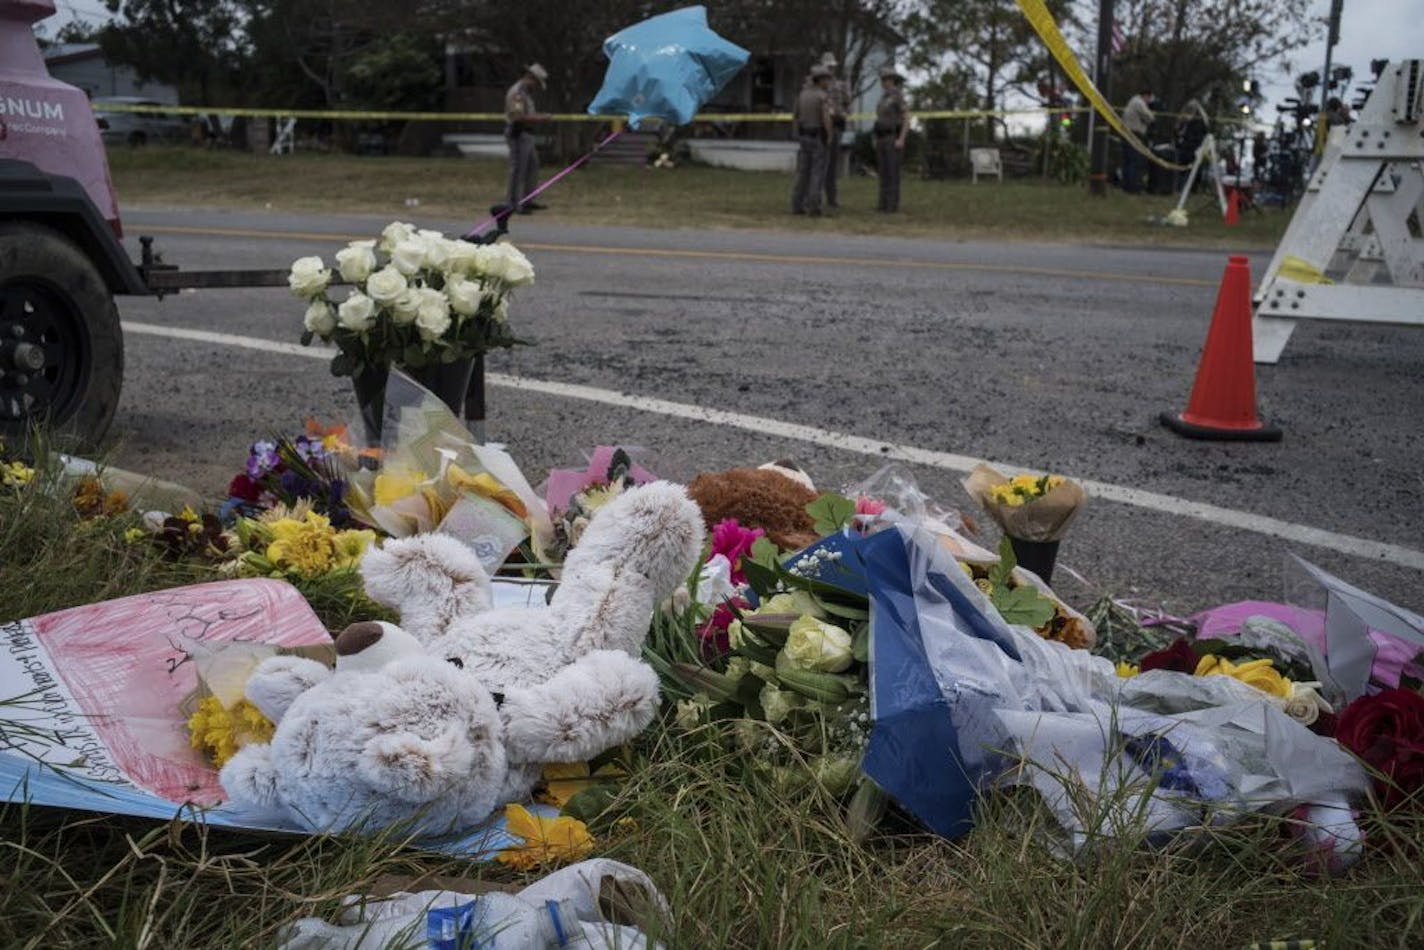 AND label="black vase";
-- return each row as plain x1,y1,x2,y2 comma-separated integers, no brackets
404,357,477,419
1009,536,1061,585
350,362,390,449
